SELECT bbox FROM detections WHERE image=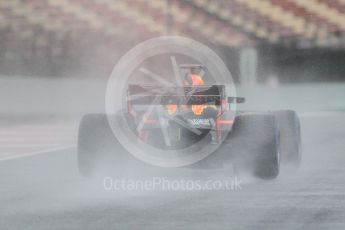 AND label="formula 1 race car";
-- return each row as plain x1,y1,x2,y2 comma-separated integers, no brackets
78,66,301,180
